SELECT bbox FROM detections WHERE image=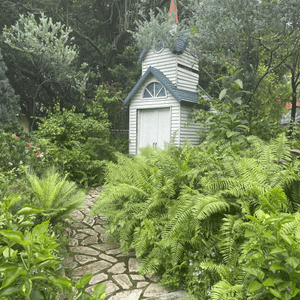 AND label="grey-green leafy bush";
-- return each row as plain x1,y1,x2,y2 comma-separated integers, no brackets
91,134,300,299
0,194,106,300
